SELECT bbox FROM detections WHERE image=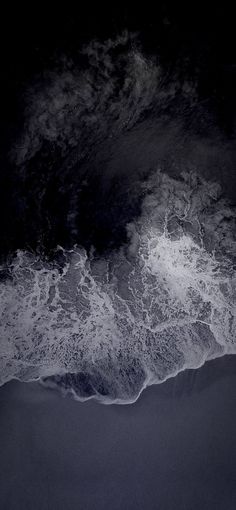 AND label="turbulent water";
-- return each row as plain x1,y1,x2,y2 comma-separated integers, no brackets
0,33,236,403
0,170,235,403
